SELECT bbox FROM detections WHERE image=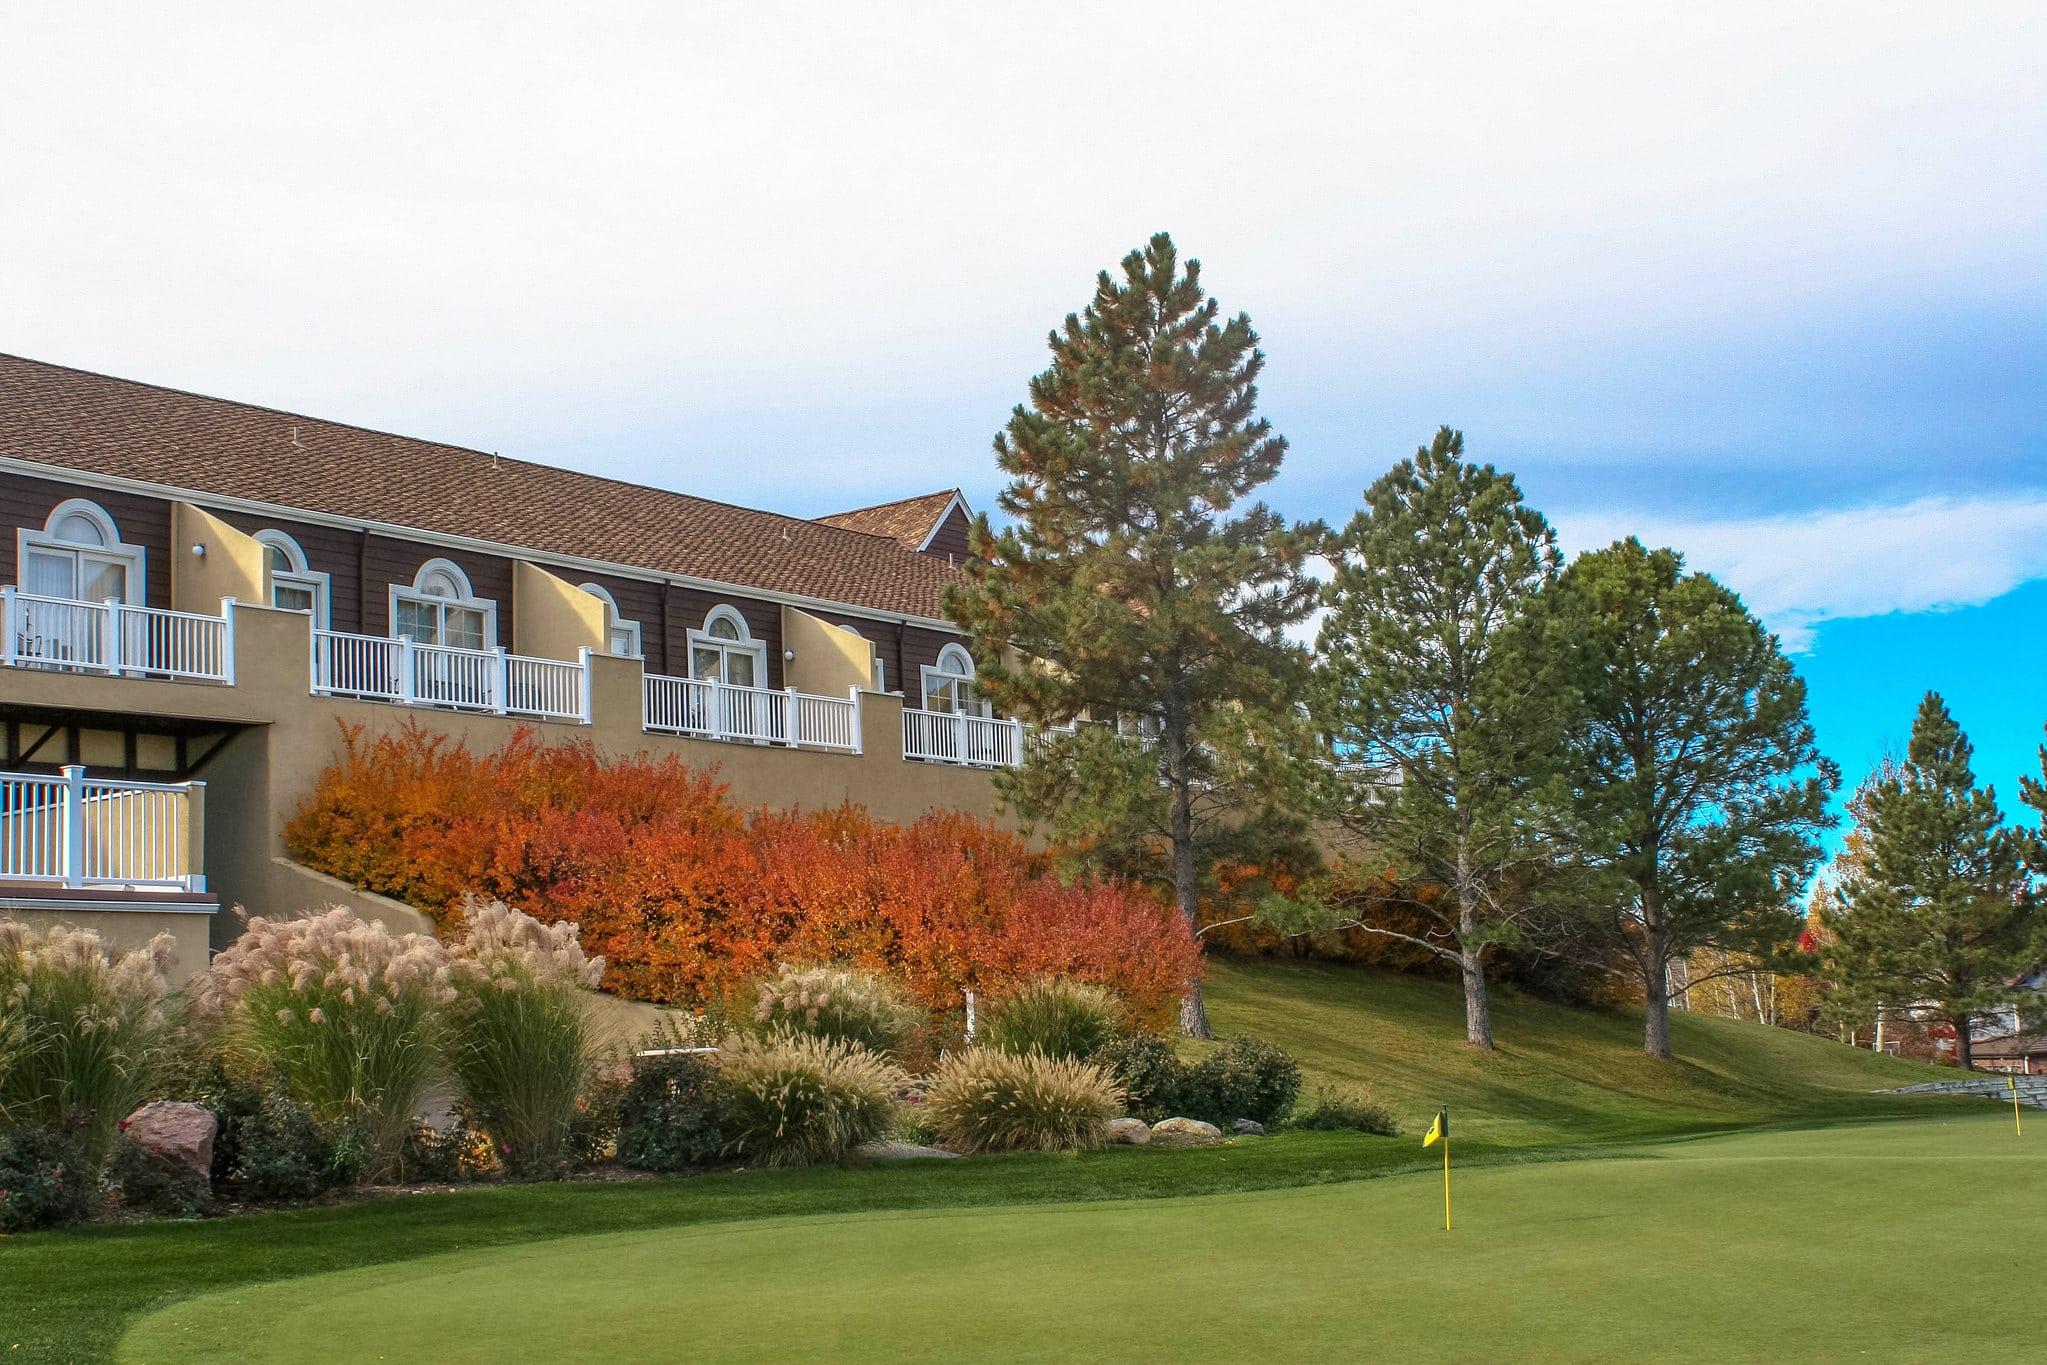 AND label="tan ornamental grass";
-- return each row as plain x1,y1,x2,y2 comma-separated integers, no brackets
924,1047,1124,1154
716,1032,907,1166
